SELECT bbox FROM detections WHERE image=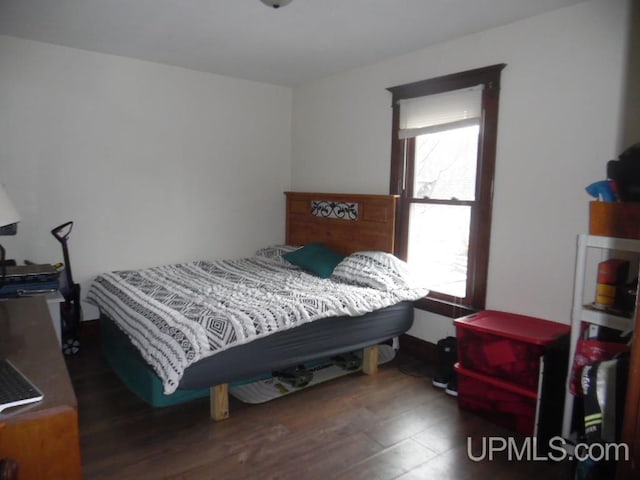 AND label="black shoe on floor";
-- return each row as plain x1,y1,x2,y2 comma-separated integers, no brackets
432,336,457,389
445,371,458,397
